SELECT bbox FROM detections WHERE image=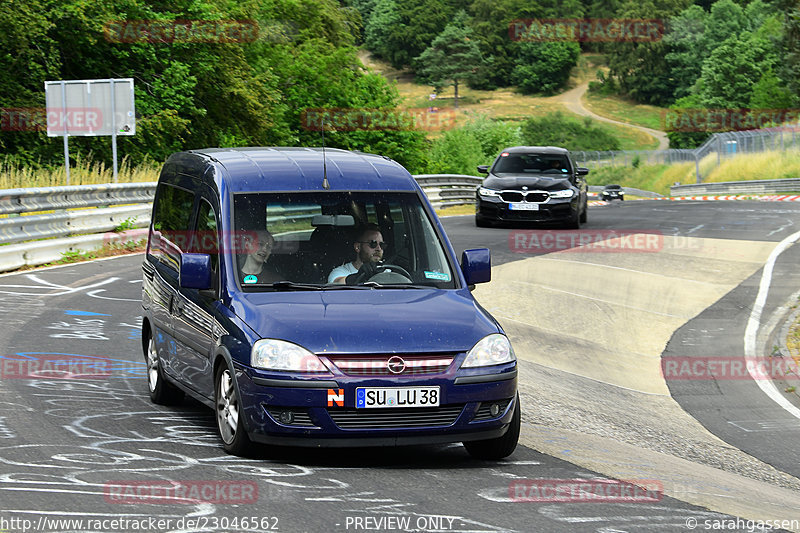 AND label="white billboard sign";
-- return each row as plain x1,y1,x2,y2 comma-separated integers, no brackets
45,78,135,137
